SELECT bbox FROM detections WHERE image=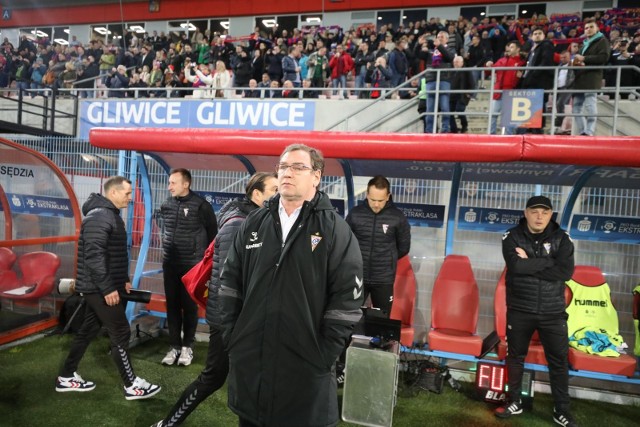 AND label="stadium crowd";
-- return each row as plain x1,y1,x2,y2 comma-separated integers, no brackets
0,8,638,131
